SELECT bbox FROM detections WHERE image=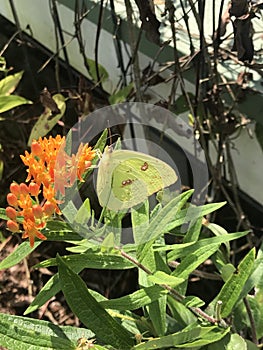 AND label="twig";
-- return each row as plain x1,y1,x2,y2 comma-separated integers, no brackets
124,0,142,102
94,0,104,86
243,297,258,345
74,0,90,76
120,249,219,324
